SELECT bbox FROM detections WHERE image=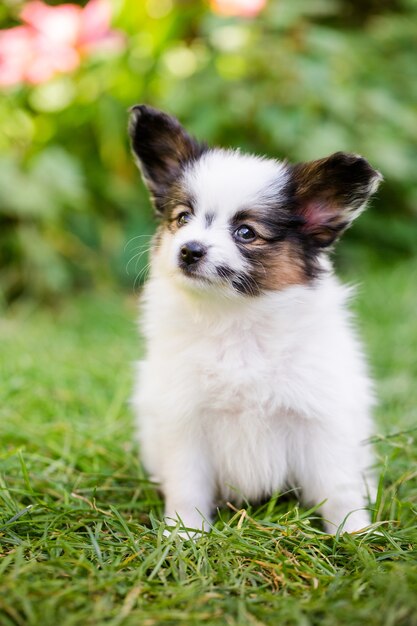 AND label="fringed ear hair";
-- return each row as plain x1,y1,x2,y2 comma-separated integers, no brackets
128,105,206,215
291,152,382,247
